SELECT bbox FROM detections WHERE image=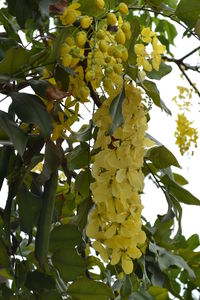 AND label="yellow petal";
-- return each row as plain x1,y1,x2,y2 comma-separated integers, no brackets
110,248,122,265
93,241,109,263
121,253,133,274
